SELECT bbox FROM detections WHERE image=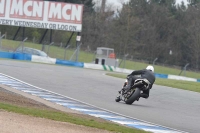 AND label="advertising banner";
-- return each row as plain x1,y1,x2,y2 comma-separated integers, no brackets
0,0,83,32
